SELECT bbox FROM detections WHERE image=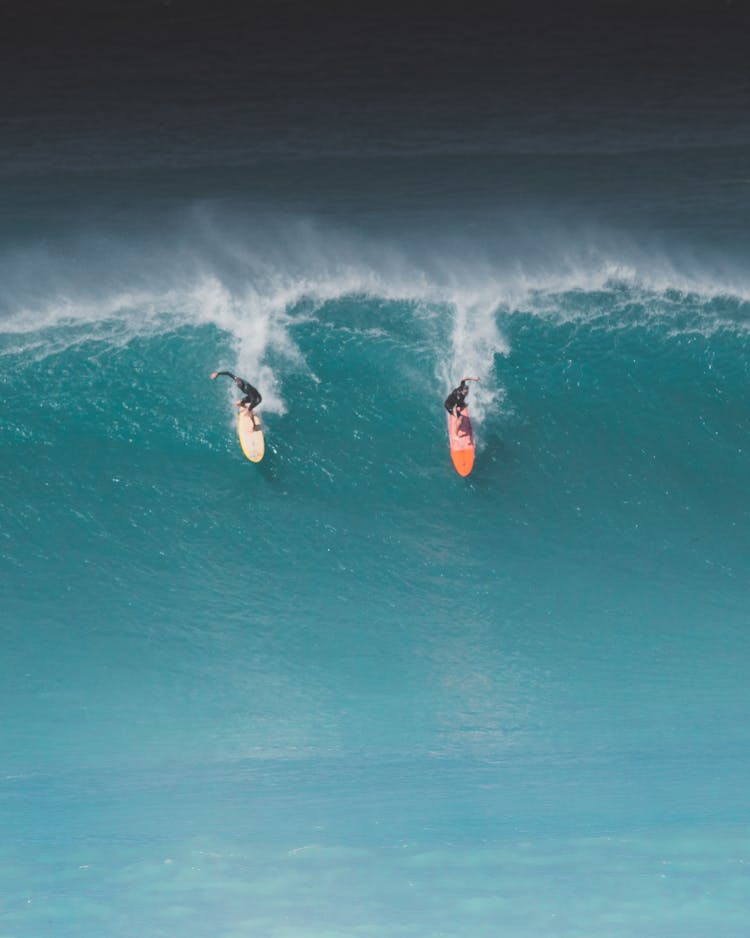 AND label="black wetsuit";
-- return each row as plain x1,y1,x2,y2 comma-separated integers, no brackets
214,371,262,410
444,382,468,417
